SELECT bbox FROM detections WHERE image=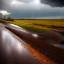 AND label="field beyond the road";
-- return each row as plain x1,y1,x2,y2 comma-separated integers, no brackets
11,19,64,33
